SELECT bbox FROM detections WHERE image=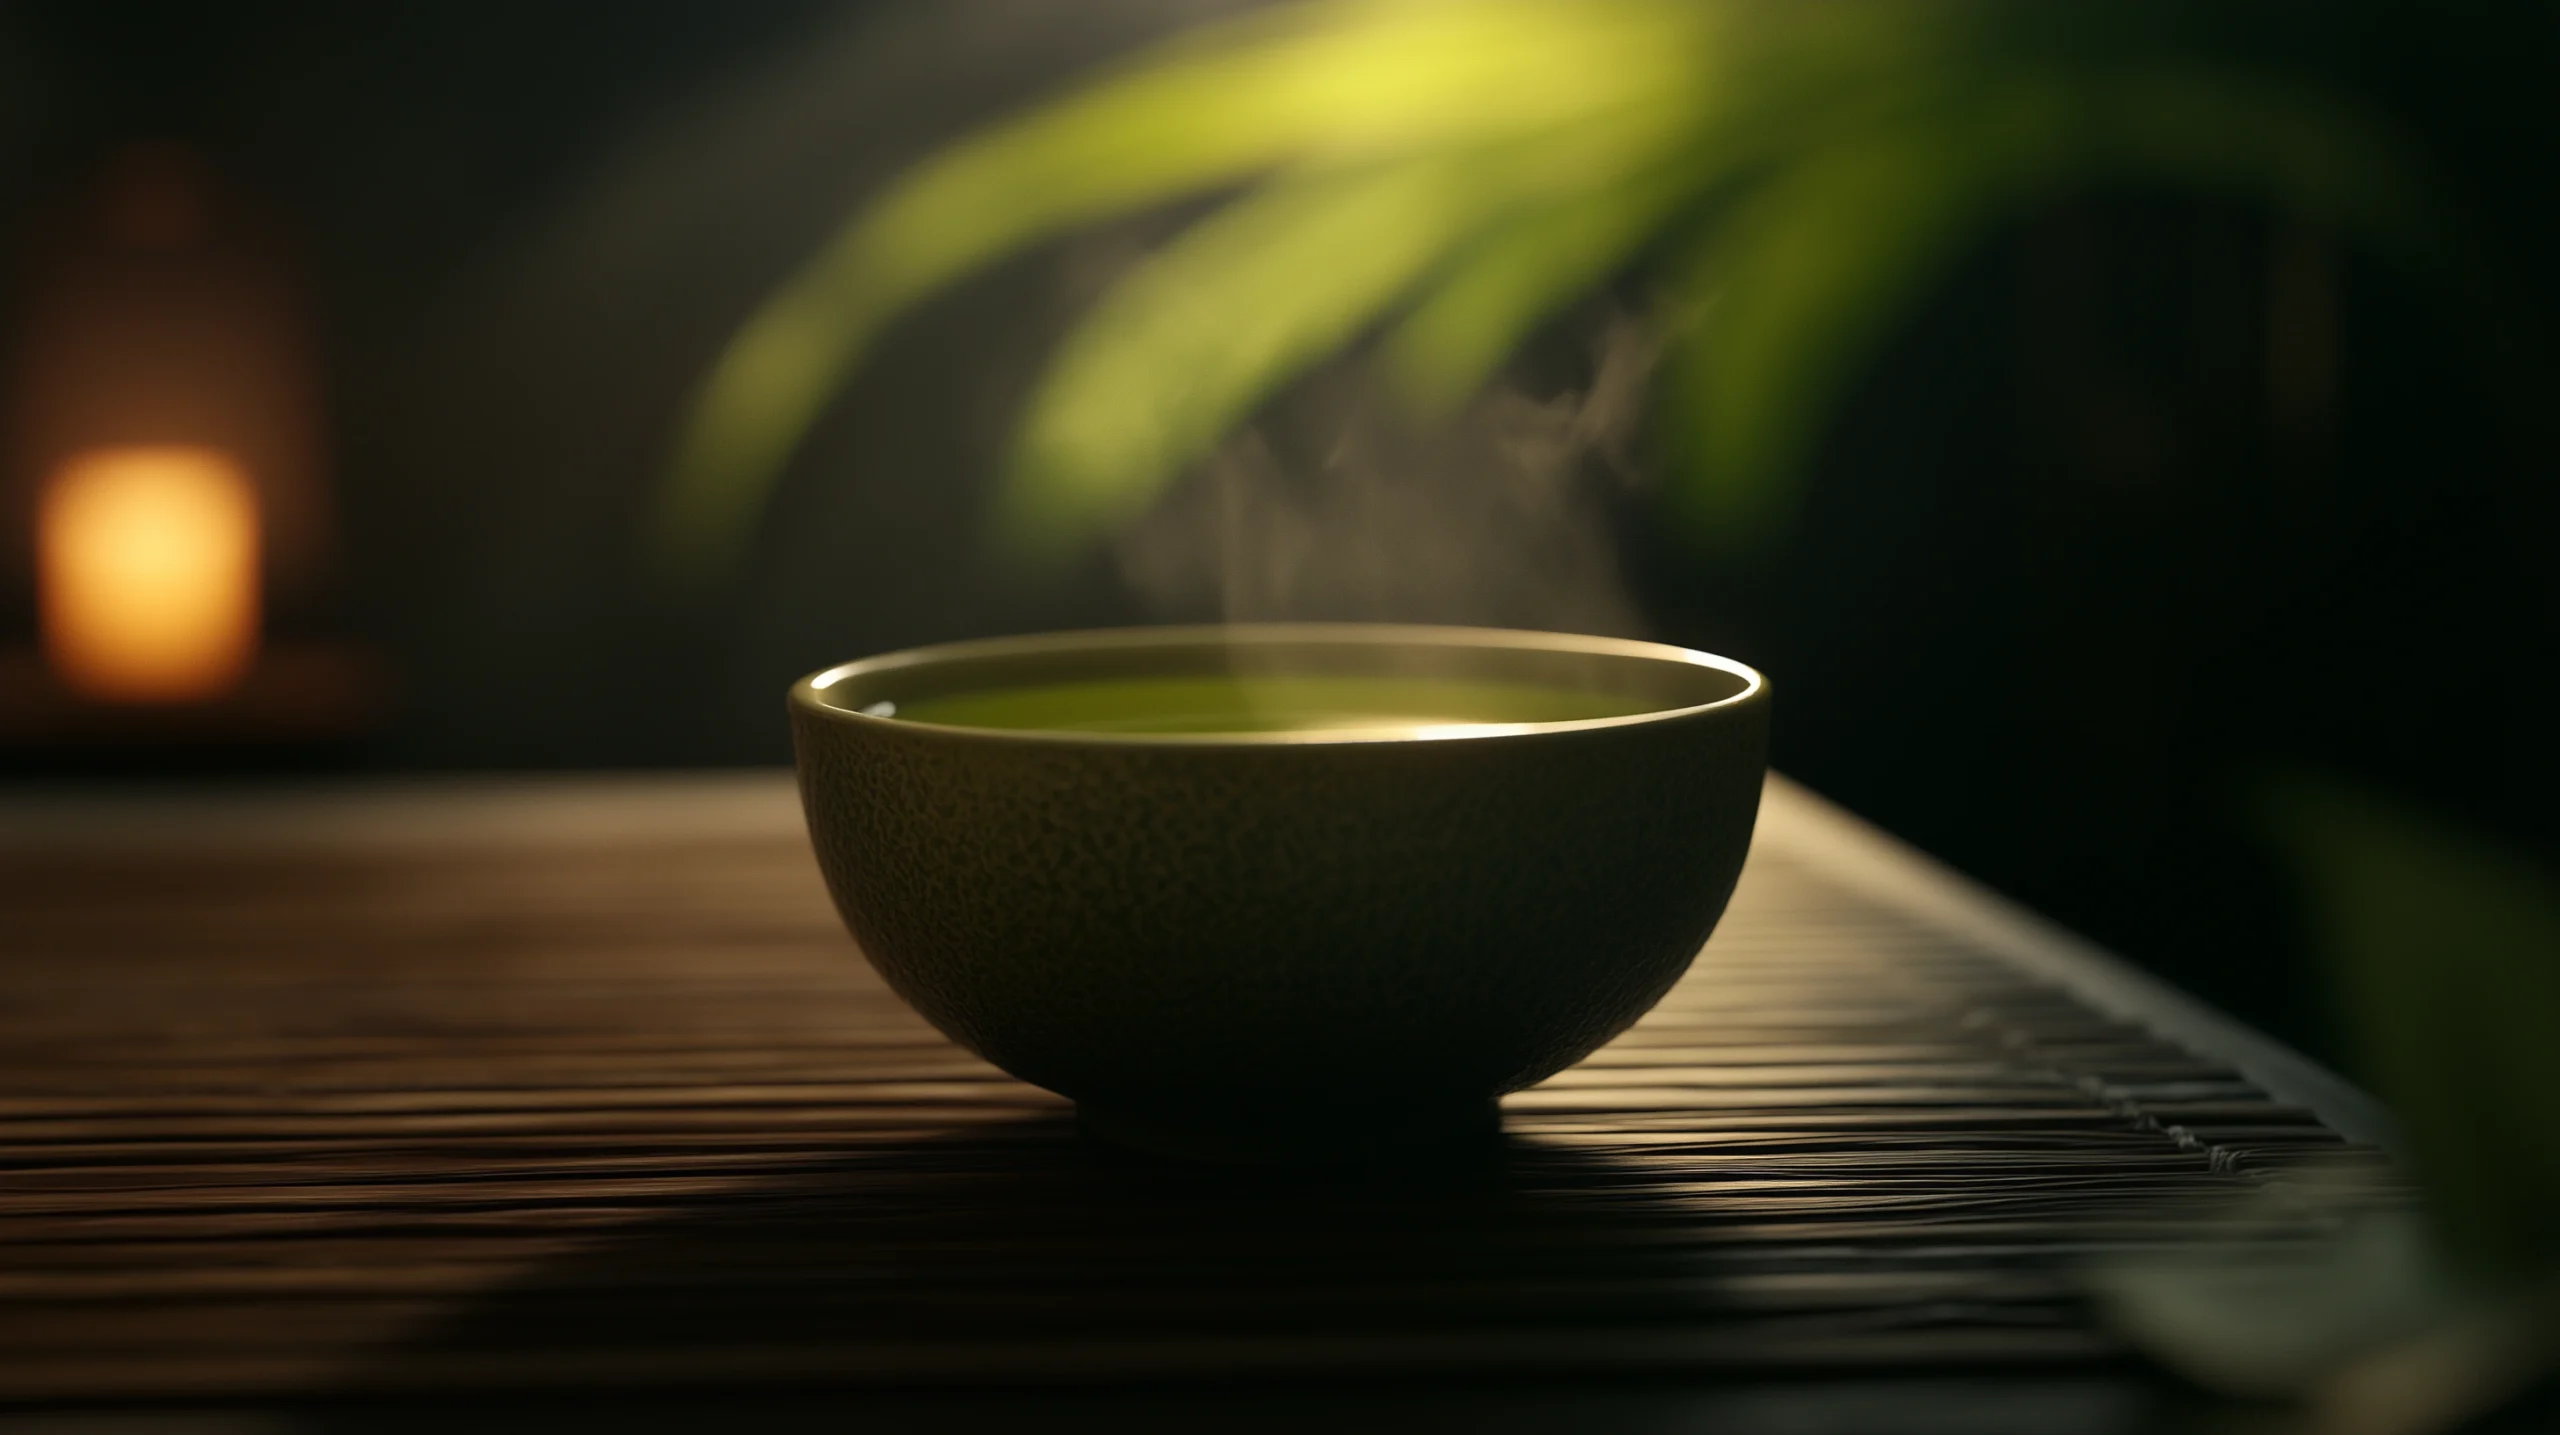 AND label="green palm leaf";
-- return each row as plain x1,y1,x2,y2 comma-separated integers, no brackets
651,0,2432,579
996,158,1504,562
1664,61,2427,540
1664,78,2075,539
649,0,1716,580
1385,160,1703,411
